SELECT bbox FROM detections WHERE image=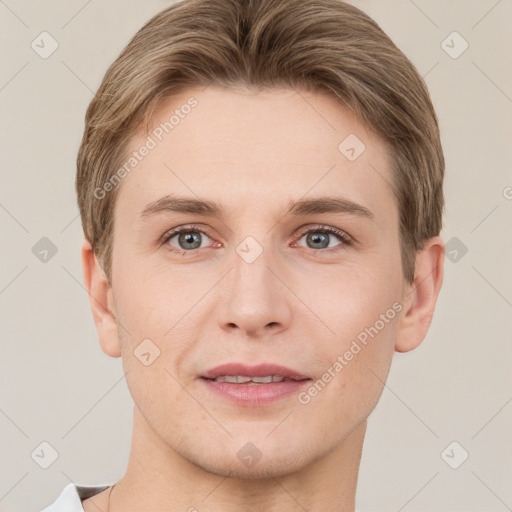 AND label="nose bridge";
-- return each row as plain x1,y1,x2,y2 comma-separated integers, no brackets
231,232,276,302
216,232,291,336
